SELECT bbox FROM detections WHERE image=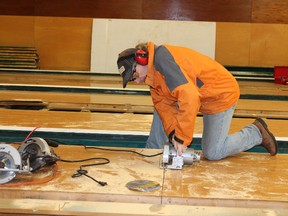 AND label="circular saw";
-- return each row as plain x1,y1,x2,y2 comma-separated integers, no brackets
0,144,22,184
0,137,58,184
161,142,201,169
18,137,58,172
